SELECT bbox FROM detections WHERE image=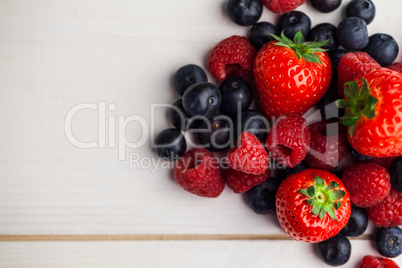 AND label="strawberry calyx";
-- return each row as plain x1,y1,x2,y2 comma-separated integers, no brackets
335,79,378,136
270,30,328,64
299,176,346,221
